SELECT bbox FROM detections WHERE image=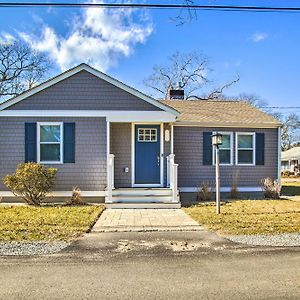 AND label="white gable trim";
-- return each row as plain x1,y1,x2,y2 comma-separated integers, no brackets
0,64,179,116
0,110,176,122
